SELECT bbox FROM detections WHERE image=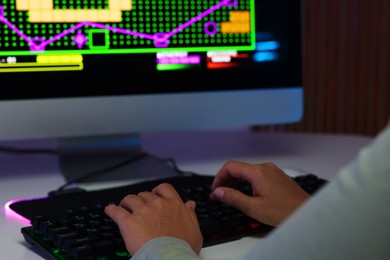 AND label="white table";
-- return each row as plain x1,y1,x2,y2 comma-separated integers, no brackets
0,129,373,259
